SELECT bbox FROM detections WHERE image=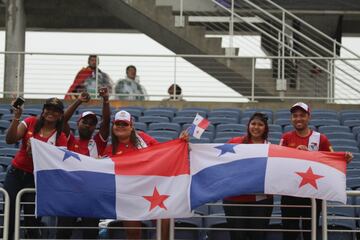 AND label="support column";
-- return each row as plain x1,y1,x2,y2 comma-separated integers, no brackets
4,0,25,98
